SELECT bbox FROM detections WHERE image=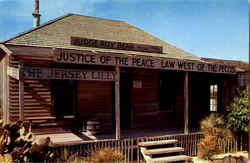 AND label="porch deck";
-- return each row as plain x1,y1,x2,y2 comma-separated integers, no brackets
34,128,188,145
